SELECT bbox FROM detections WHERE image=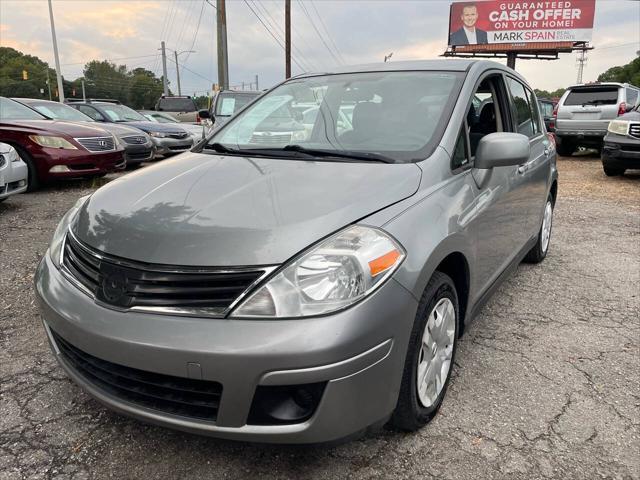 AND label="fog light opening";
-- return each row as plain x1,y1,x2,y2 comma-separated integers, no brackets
248,382,326,425
49,165,71,173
